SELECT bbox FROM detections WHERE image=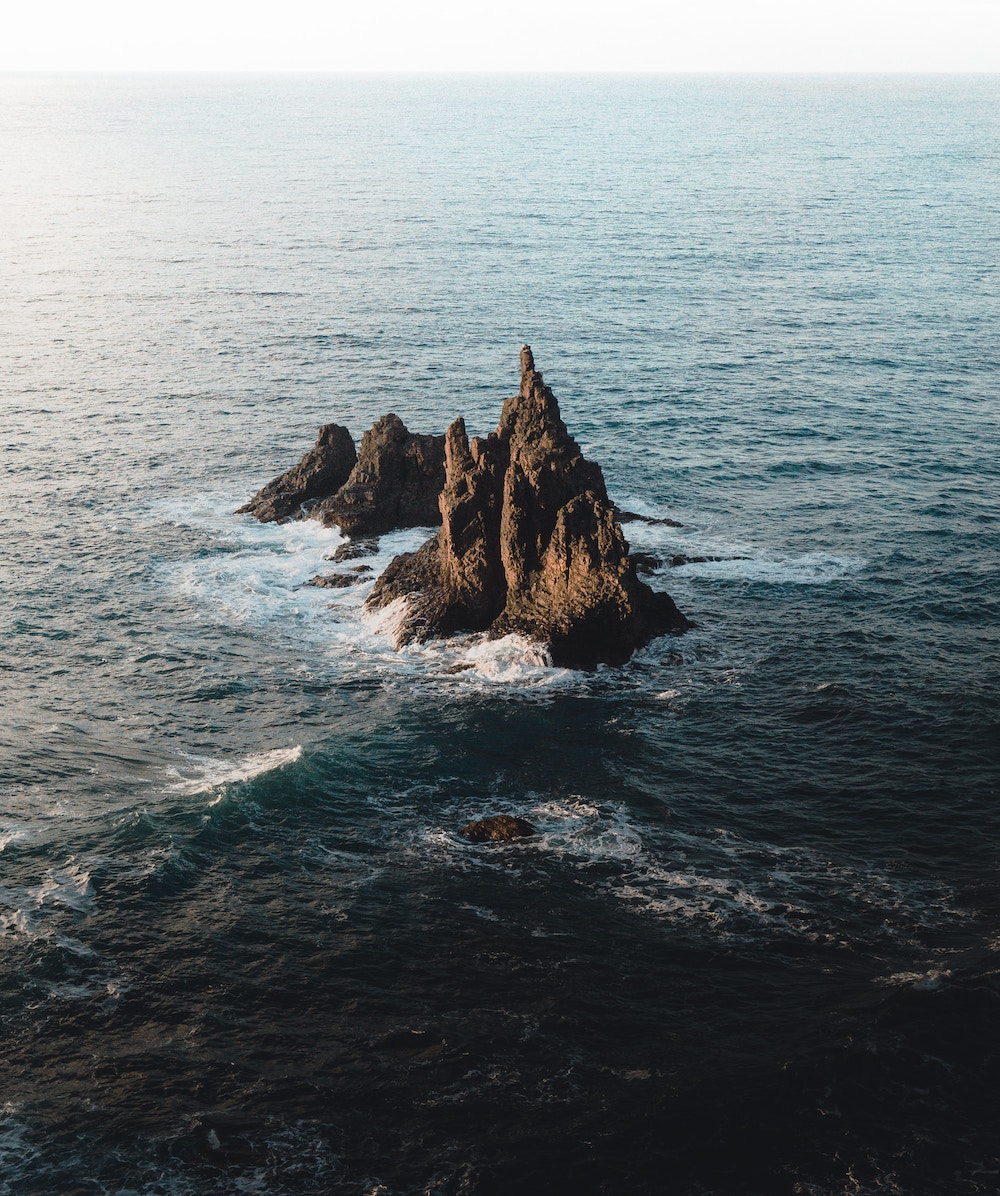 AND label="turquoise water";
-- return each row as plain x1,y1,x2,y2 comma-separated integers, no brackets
1,74,999,1194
